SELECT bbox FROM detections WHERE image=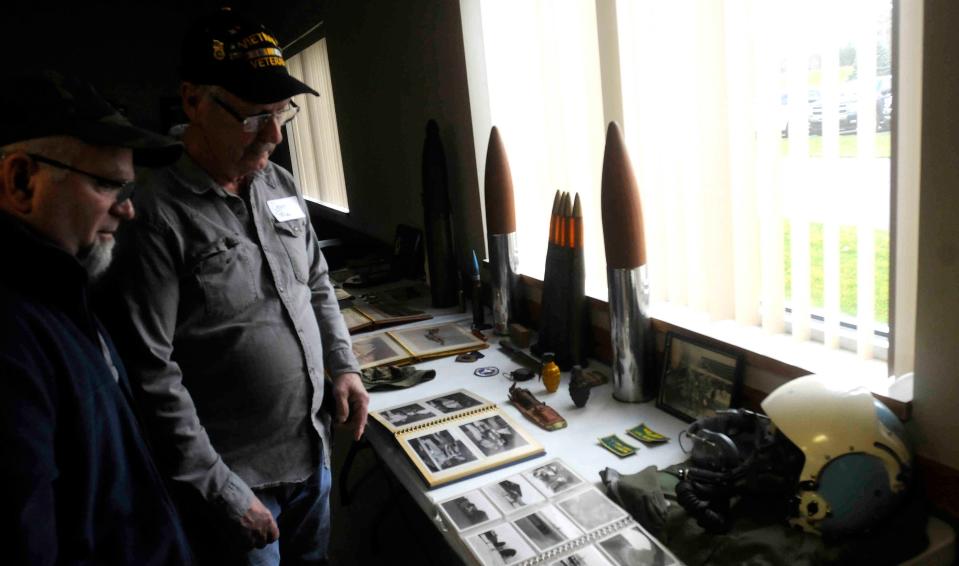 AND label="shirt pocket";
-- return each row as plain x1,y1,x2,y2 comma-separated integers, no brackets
192,237,261,318
274,218,310,284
